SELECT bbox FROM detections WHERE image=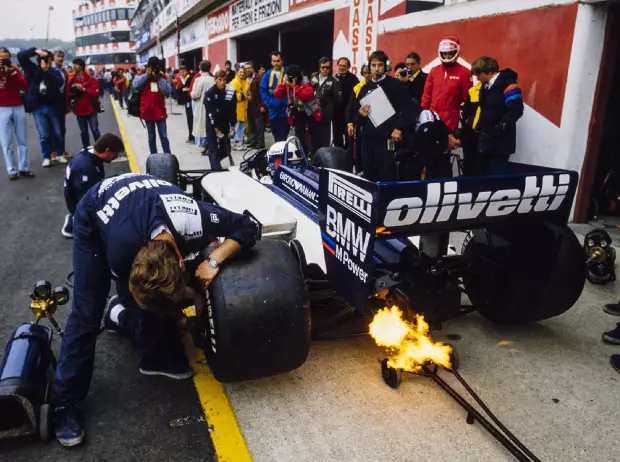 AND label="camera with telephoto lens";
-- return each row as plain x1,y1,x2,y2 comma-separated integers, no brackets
0,58,12,77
